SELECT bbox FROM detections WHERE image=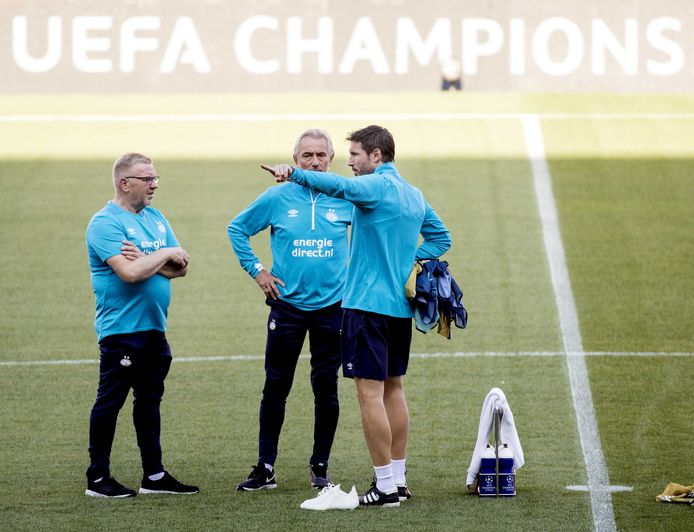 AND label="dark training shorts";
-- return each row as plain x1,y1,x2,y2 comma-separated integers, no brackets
341,308,412,381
